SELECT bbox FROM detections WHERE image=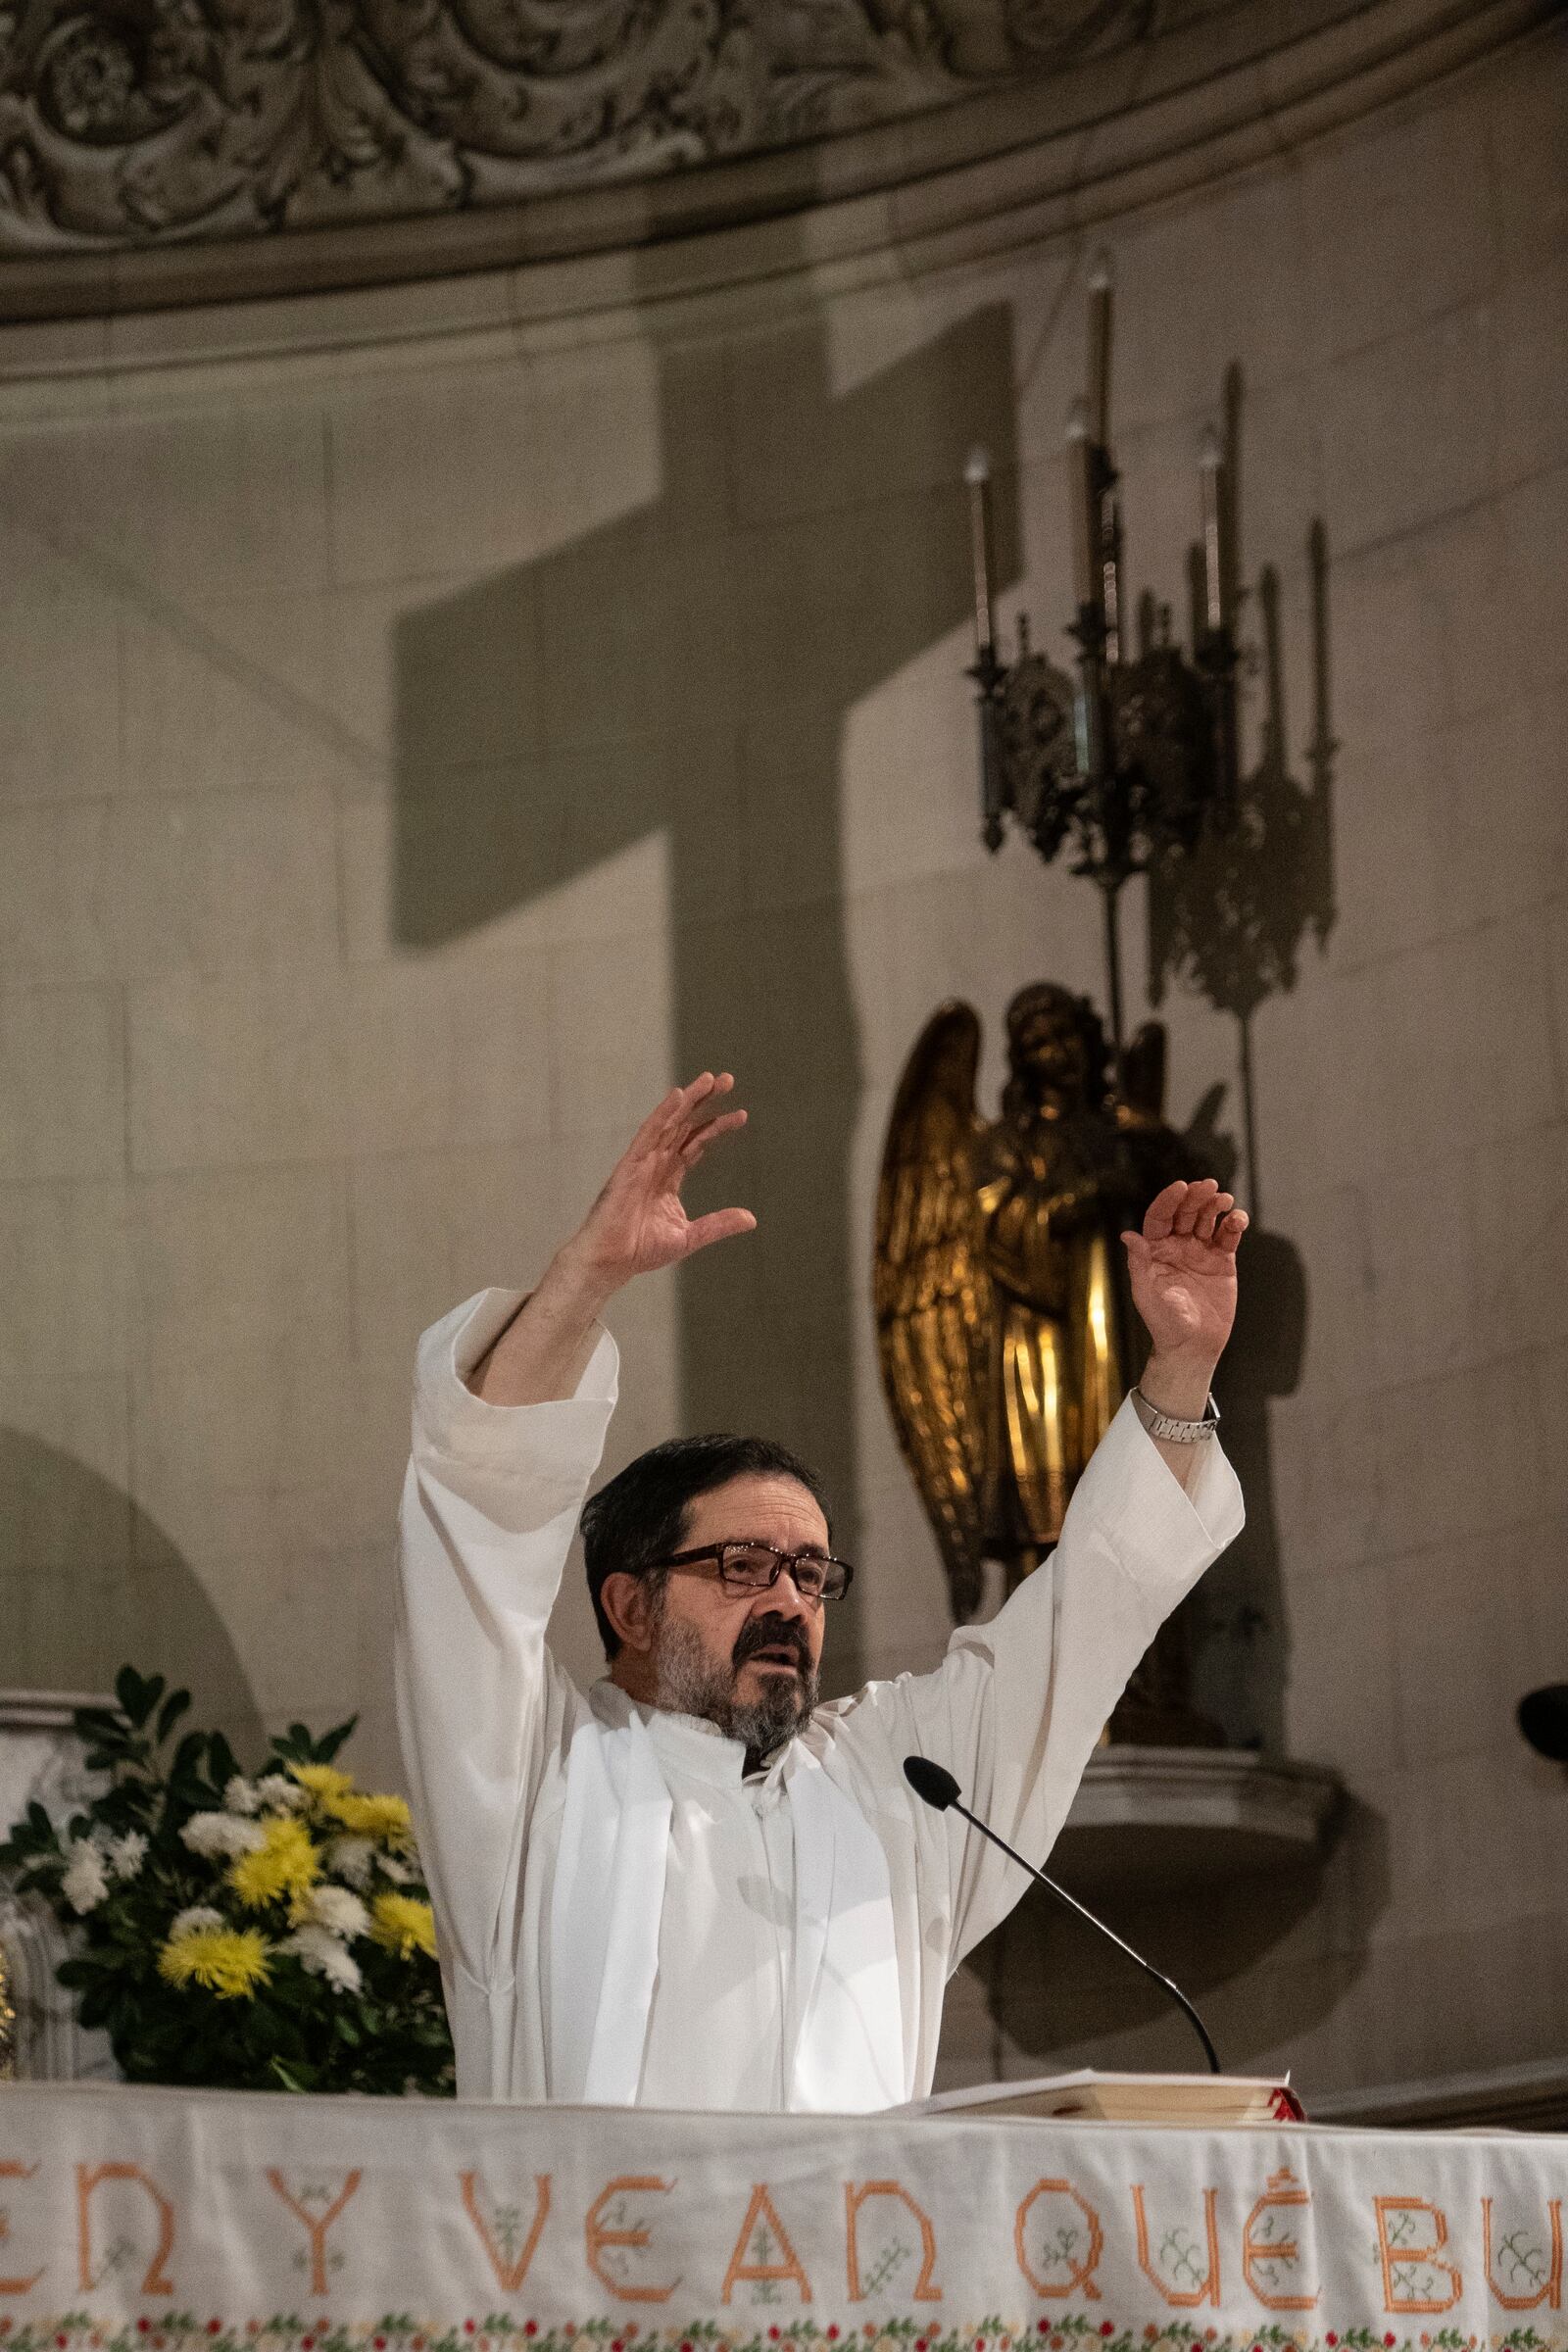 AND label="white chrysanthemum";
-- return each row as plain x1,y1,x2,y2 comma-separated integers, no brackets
169,1904,226,1939
379,1851,415,1886
306,1885,369,1940
62,1840,110,1915
327,1835,374,1888
222,1775,260,1815
106,1831,148,1879
255,1774,307,1813
283,1924,363,1994
180,1811,267,1860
